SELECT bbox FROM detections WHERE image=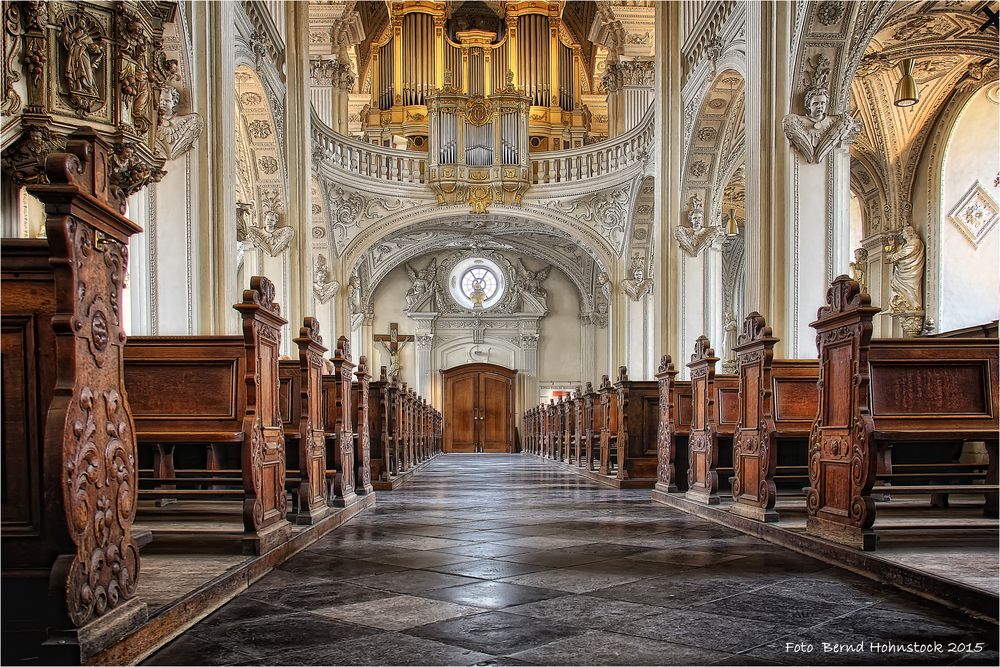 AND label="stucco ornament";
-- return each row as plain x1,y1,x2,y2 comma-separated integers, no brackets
157,84,203,159
676,194,724,257
621,254,653,301
782,55,860,164
312,254,340,304
246,209,294,256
